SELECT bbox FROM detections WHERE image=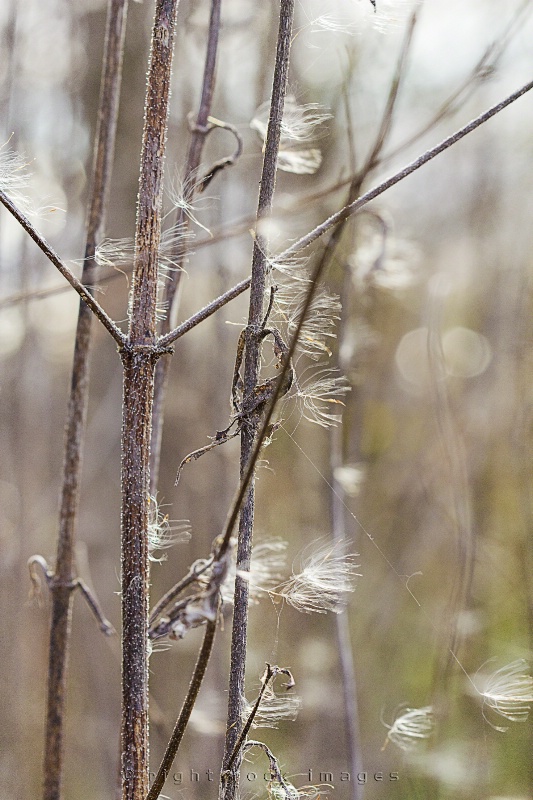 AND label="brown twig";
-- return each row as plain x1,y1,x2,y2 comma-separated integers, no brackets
41,3,128,798
220,4,295,800
150,0,222,491
148,556,213,625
